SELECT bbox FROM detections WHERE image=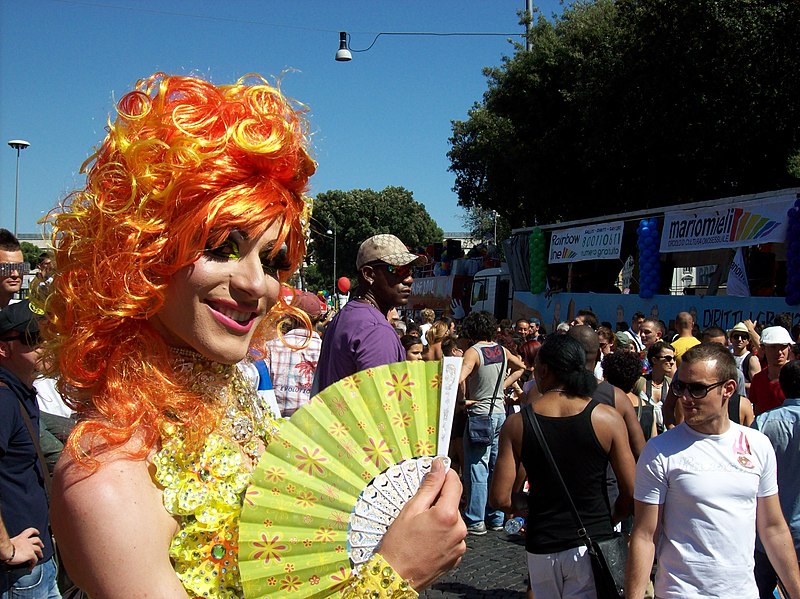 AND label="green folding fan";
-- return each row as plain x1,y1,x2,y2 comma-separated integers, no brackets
239,358,462,598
